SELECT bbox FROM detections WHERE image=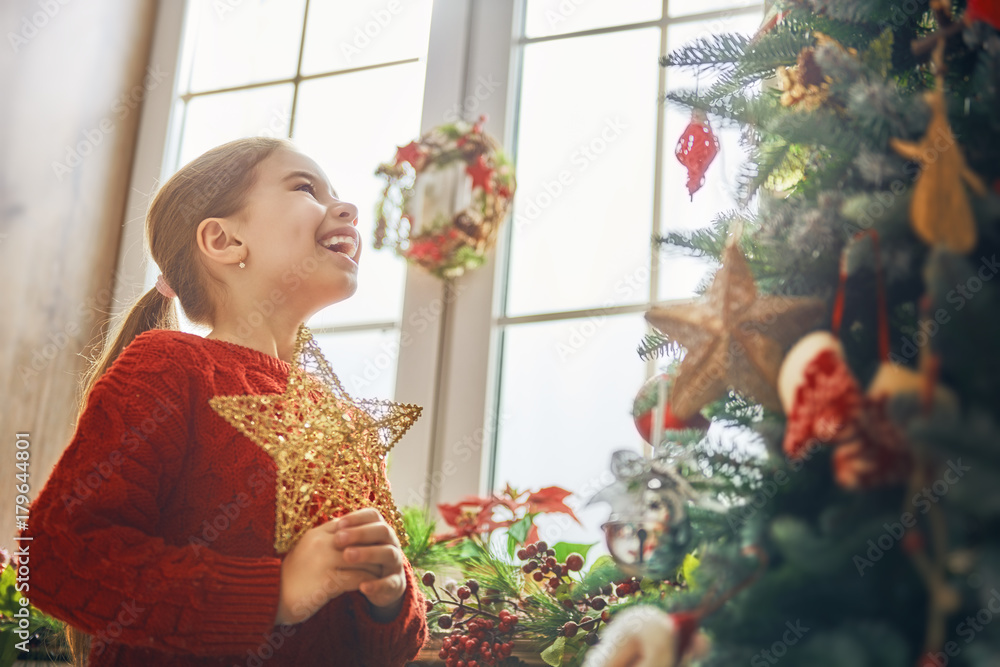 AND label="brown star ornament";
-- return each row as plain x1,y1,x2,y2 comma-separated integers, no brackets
209,324,422,554
645,238,826,420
